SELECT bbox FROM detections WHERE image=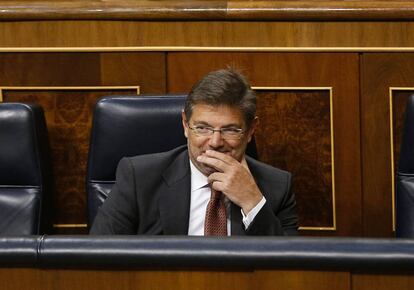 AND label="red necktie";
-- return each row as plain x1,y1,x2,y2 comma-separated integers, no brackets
204,187,227,236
